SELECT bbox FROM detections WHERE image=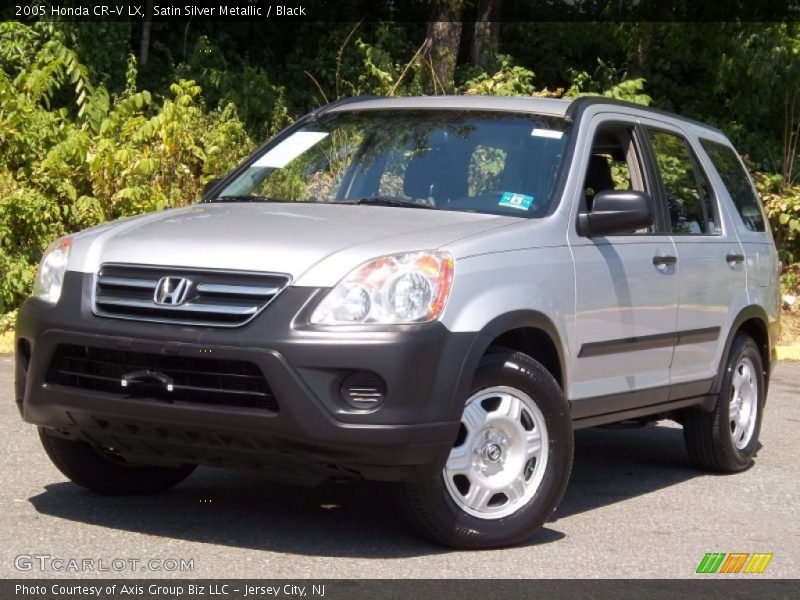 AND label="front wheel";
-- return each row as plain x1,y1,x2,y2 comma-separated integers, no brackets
401,349,573,549
39,428,197,495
